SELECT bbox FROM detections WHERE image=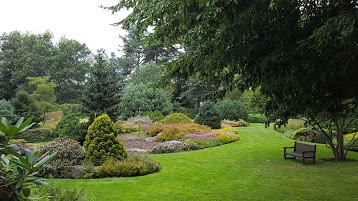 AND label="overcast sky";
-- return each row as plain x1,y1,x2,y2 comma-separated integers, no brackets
0,0,130,56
